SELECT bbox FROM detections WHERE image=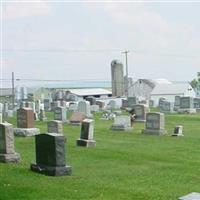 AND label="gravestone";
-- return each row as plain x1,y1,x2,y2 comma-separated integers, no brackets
121,99,128,109
0,123,20,163
90,105,100,113
127,97,138,108
14,108,40,136
193,98,200,108
142,112,166,135
44,98,51,111
178,192,200,200
30,133,72,176
178,97,196,113
68,103,78,112
107,100,117,110
85,97,96,105
149,100,154,107
77,119,96,147
47,120,63,134
50,101,60,112
54,107,67,122
158,98,166,108
132,104,149,122
110,115,132,131
174,96,181,111
39,109,47,121
35,100,41,113
3,102,9,118
69,112,86,126
77,100,92,118
160,101,174,113
96,100,105,110
172,125,183,136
